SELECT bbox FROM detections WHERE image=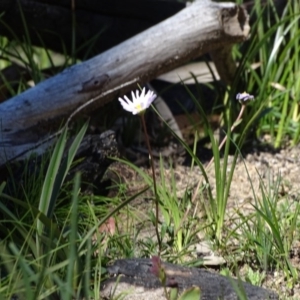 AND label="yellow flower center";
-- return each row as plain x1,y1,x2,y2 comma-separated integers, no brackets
135,103,143,111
